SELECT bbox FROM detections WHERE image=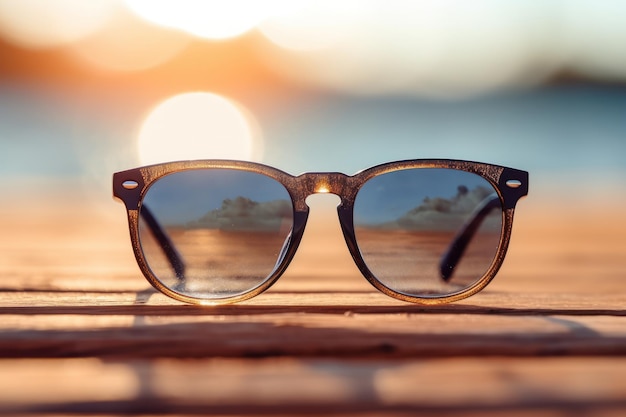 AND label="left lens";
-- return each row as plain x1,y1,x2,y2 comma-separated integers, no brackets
138,169,293,300
353,168,503,298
